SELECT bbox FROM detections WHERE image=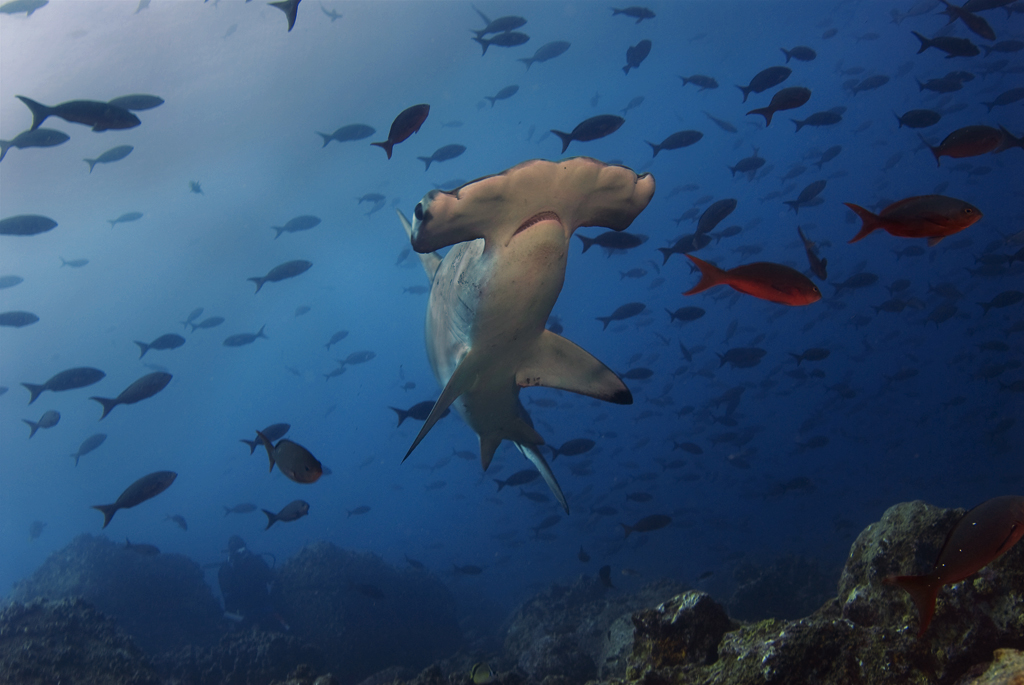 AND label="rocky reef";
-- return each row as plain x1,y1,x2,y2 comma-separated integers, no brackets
3,501,1022,685
272,541,463,685
0,597,164,685
7,534,225,655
